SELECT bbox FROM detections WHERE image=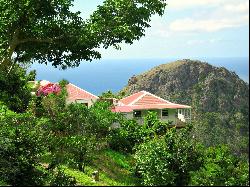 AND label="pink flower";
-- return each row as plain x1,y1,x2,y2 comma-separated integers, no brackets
36,83,61,97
